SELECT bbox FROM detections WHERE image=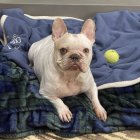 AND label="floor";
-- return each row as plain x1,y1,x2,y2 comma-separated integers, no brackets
18,131,140,140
